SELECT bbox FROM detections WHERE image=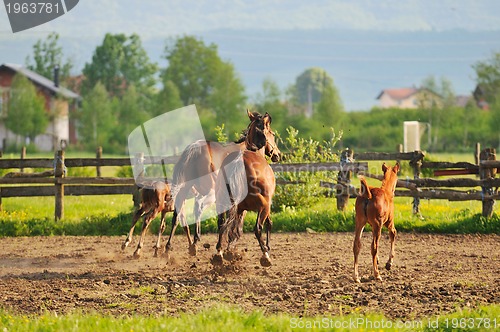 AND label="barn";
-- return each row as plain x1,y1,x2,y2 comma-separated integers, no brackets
0,63,80,151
